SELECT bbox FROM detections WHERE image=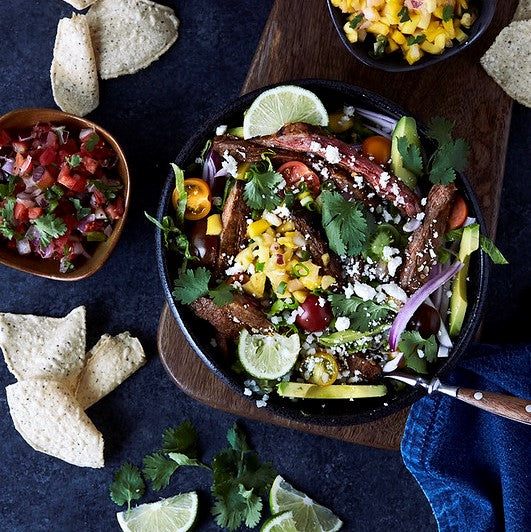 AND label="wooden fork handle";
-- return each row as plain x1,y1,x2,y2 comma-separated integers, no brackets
456,388,531,425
